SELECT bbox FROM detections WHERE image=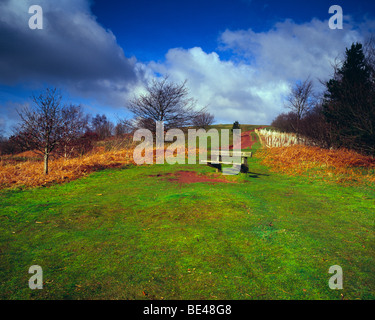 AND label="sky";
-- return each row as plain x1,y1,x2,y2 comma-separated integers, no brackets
1,0,375,136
